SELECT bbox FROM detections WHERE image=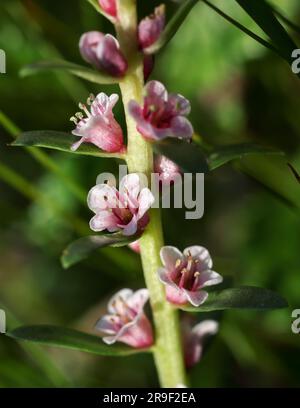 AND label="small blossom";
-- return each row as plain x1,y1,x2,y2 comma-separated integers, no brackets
88,174,155,236
129,81,194,141
99,0,117,18
95,288,154,348
79,31,127,77
70,92,124,153
128,240,141,254
158,245,223,307
183,317,219,368
138,5,165,50
154,155,181,185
